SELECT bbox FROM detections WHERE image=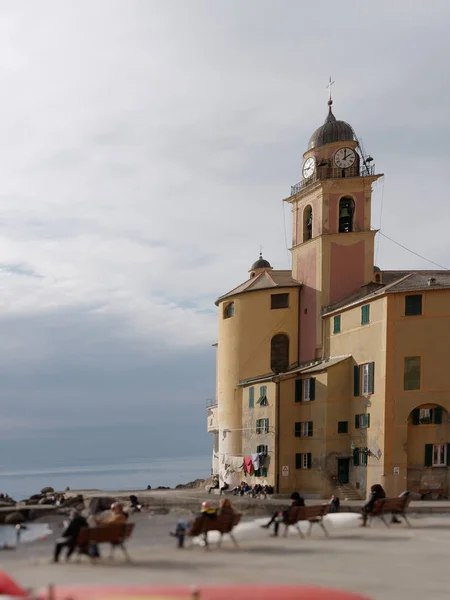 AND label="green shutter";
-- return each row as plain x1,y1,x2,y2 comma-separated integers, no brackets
367,413,370,428
295,379,303,403
309,378,315,400
295,453,302,469
256,419,260,434
447,444,450,467
424,444,433,467
307,453,312,469
434,406,443,425
354,366,360,396
308,421,313,436
368,362,375,394
333,315,341,334
355,414,360,429
249,387,254,408
353,447,360,466
412,408,420,425
294,422,301,437
361,304,370,325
